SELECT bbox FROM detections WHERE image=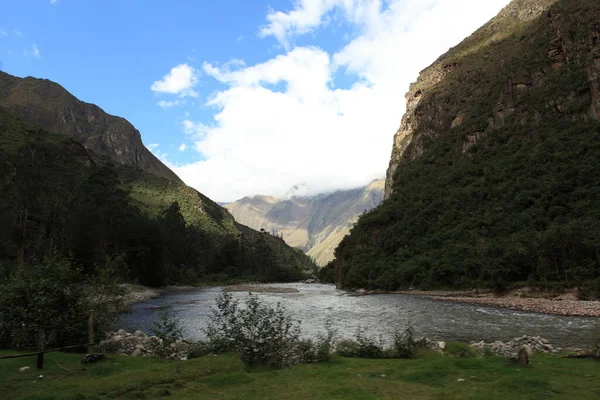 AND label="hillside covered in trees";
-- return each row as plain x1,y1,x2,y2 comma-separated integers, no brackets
331,0,600,297
0,73,316,287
